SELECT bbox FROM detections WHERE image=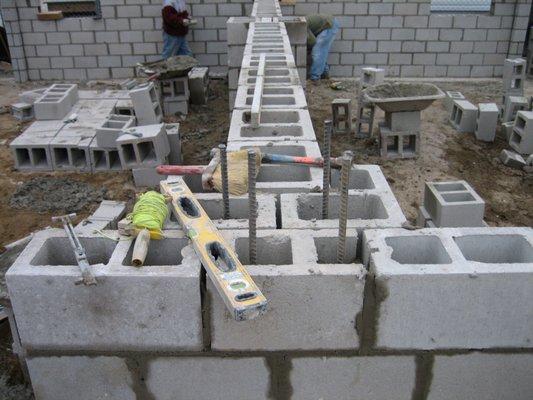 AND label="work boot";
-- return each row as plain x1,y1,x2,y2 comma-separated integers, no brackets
321,71,330,80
